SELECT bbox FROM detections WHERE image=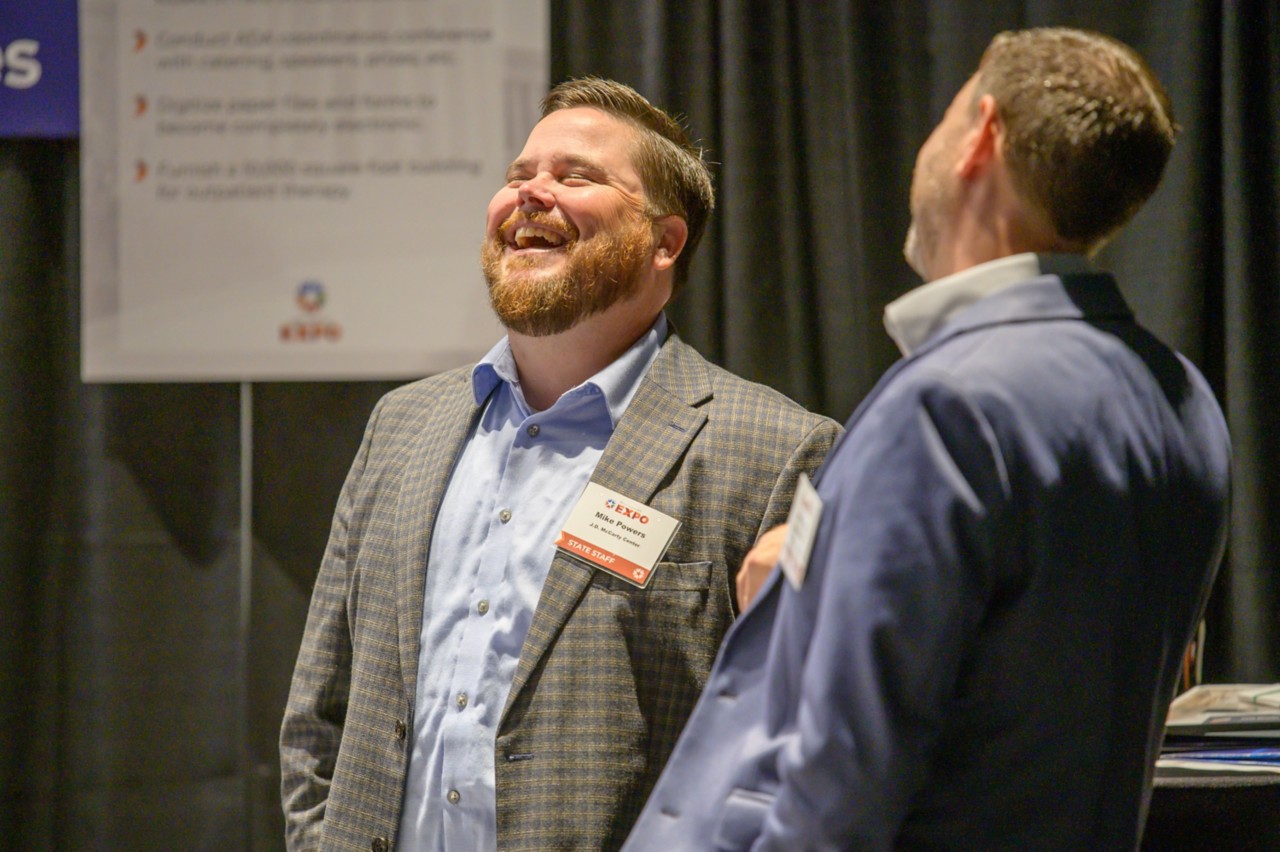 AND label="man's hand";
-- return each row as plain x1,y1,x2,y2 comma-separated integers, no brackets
736,524,788,612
